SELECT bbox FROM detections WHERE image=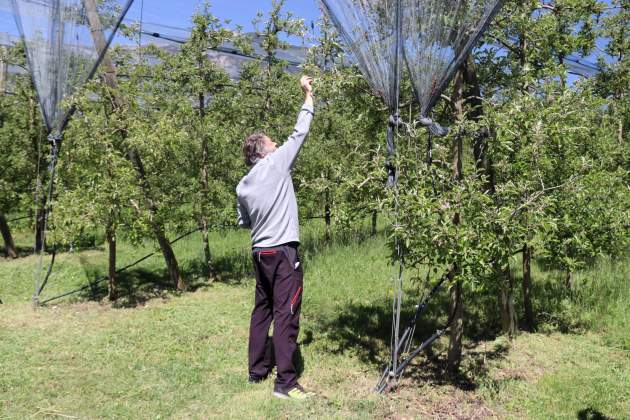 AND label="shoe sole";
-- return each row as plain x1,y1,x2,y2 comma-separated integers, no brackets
273,391,291,400
272,391,307,401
